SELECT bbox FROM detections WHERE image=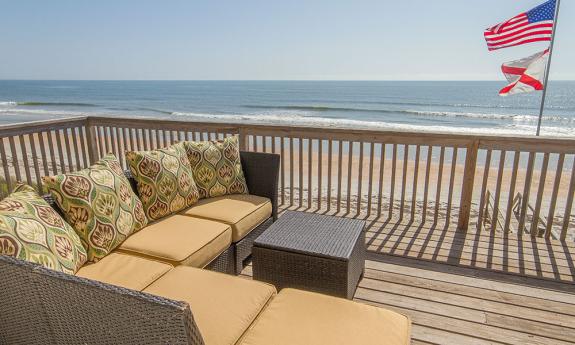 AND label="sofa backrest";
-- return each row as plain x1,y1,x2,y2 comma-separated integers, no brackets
0,256,205,345
41,170,138,219
41,151,280,221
